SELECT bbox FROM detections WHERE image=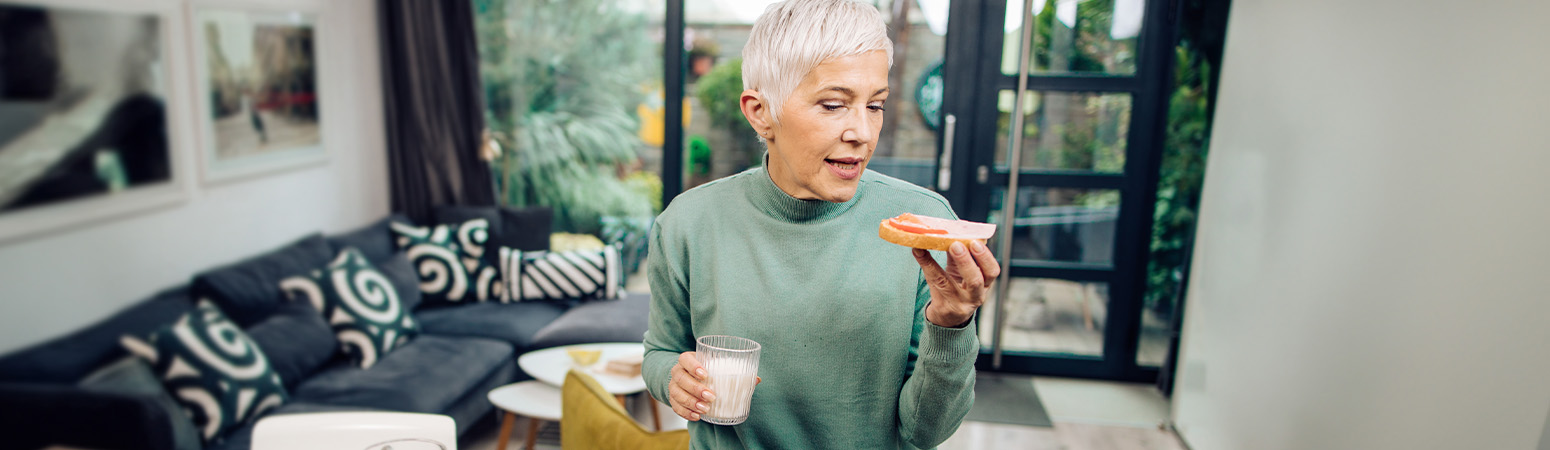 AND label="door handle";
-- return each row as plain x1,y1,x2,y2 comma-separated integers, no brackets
936,114,957,191
992,0,1040,370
